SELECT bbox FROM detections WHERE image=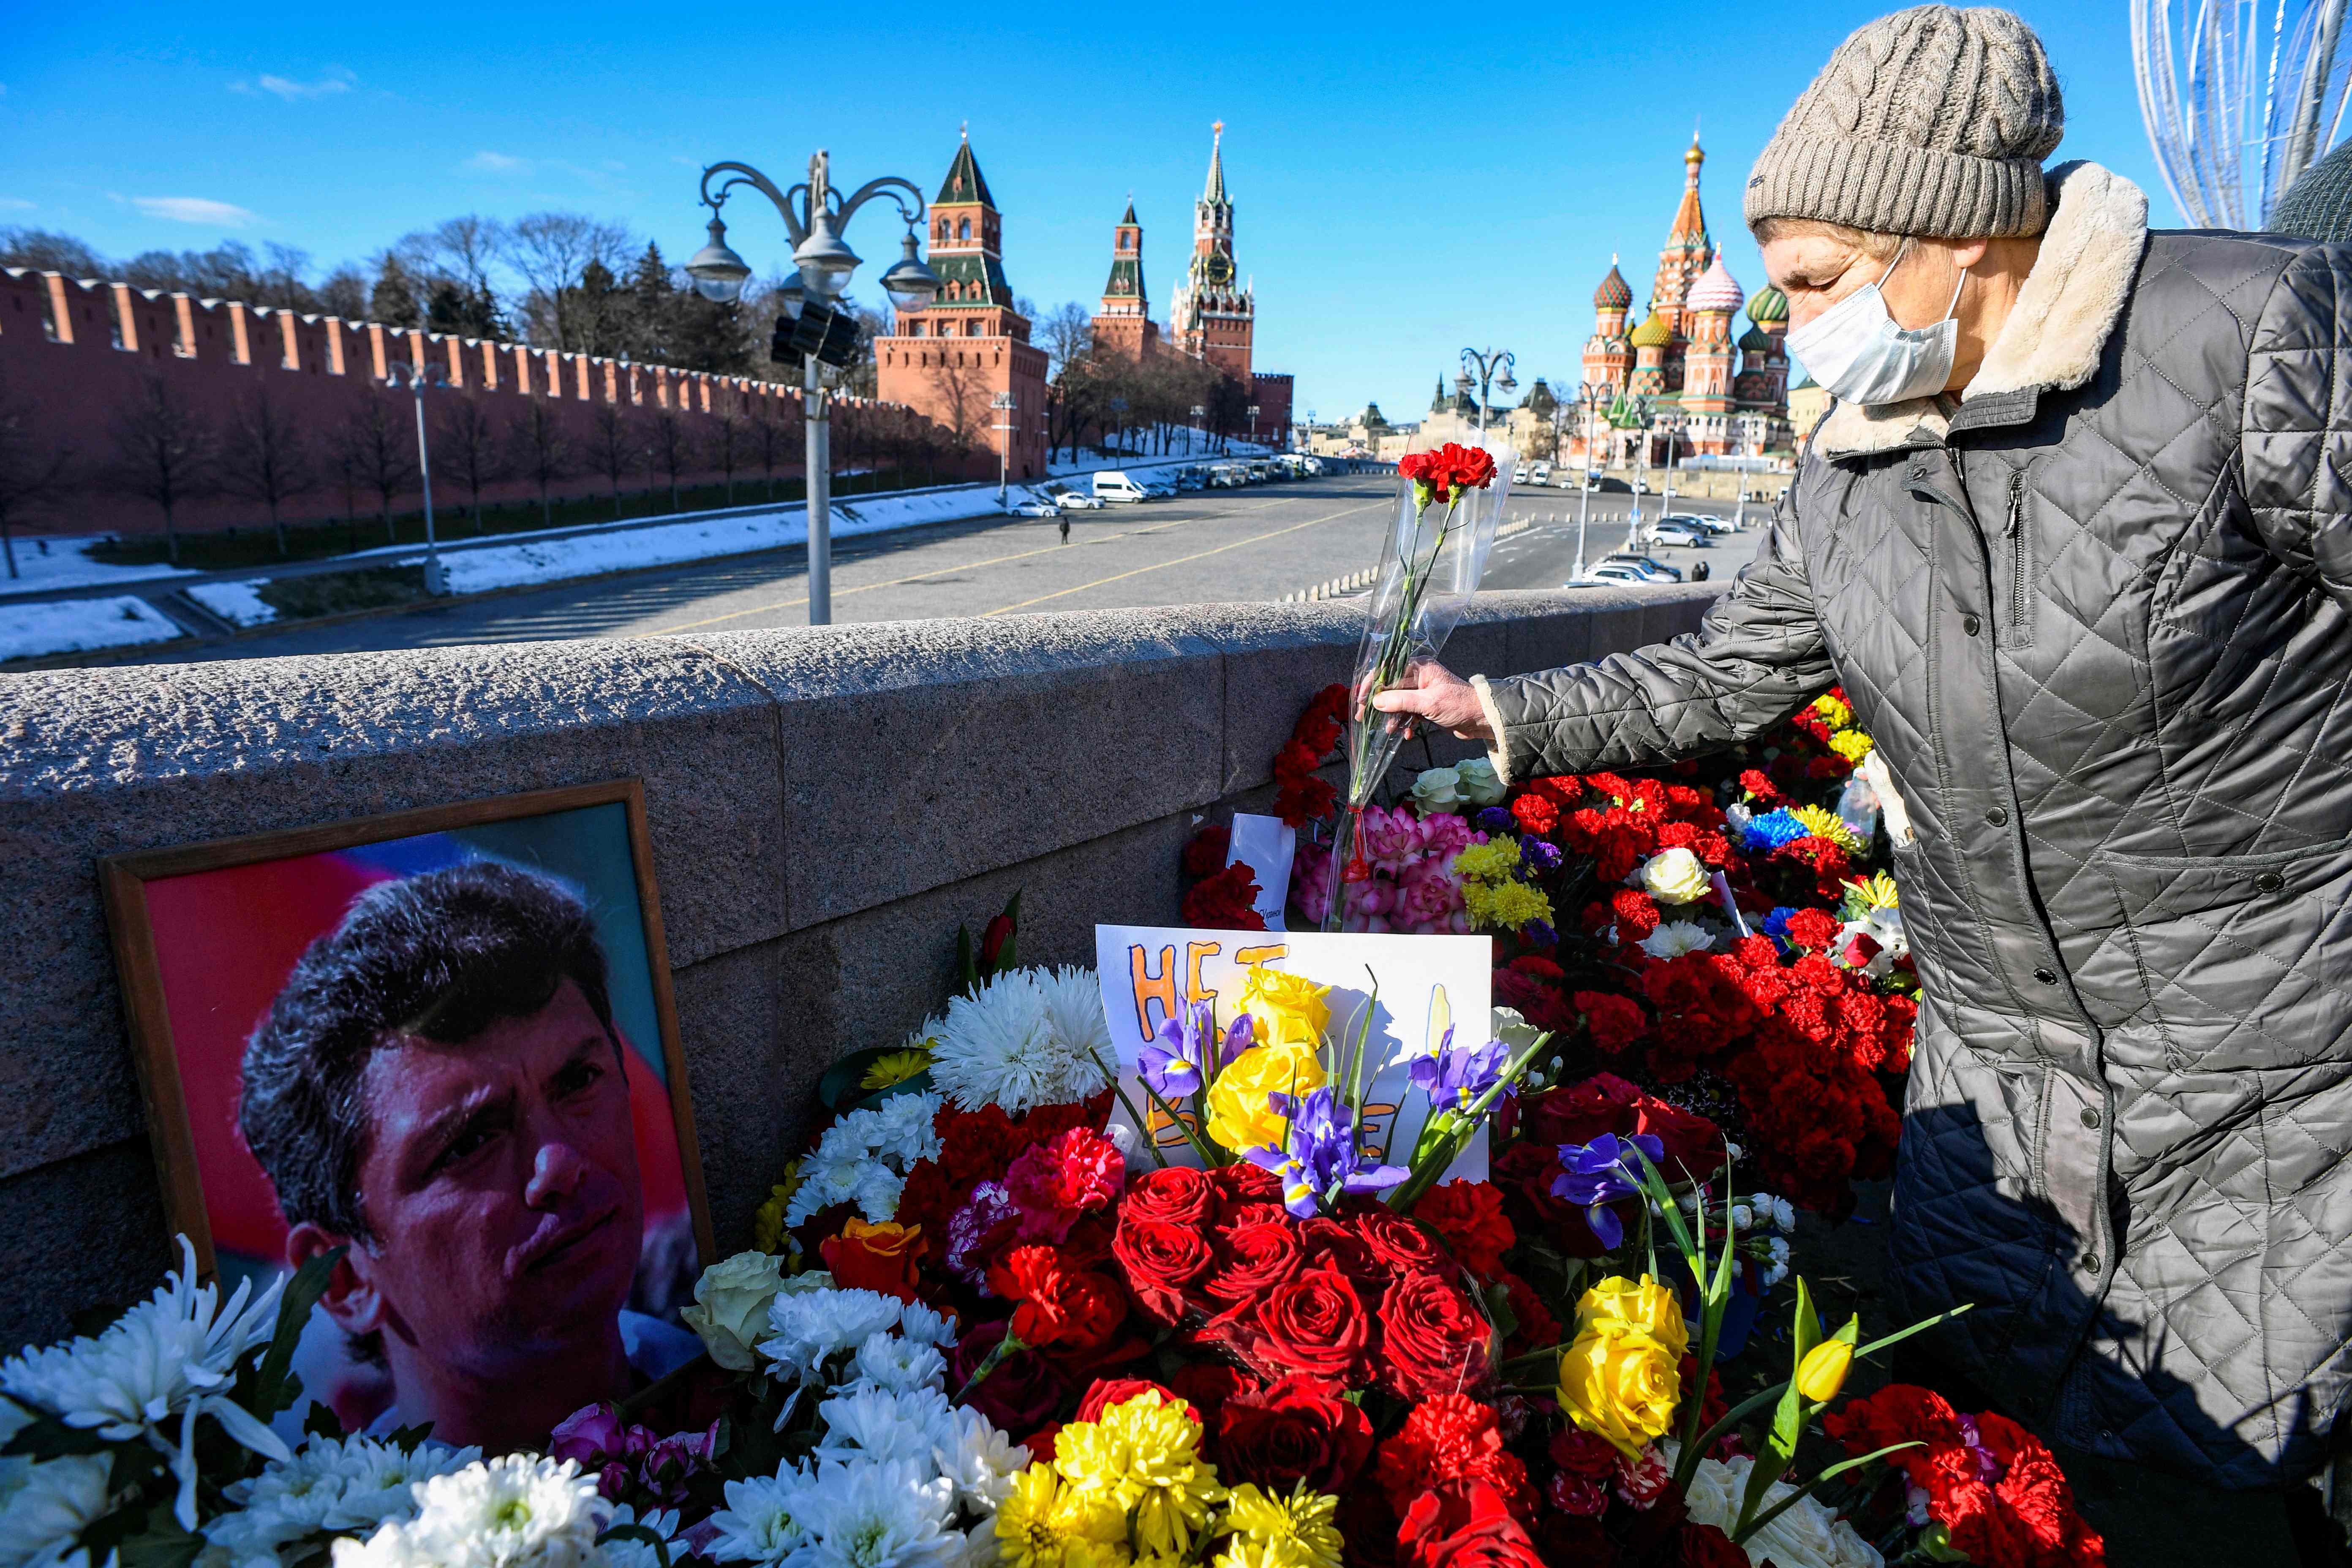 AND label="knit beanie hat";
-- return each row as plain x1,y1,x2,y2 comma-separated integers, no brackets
1745,5,2064,238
